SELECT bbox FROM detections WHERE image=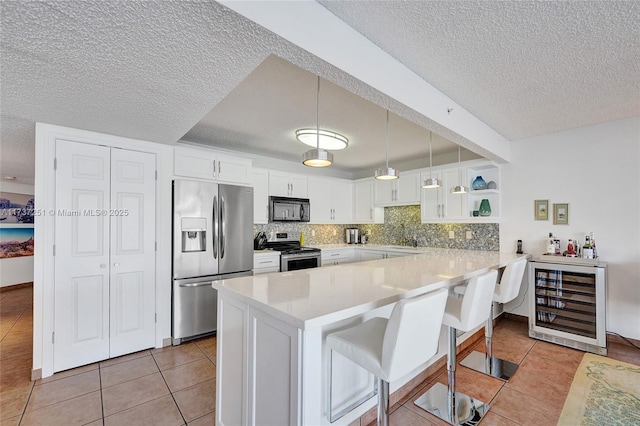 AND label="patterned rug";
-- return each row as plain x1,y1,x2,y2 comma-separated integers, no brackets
558,353,640,425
